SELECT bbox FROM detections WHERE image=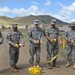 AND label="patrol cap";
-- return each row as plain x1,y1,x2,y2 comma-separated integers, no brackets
12,23,18,27
51,19,56,25
34,20,39,25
